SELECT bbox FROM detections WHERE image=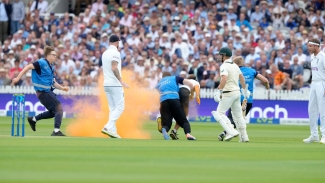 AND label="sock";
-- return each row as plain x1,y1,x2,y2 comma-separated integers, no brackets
32,117,36,122
54,128,60,132
173,129,177,133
